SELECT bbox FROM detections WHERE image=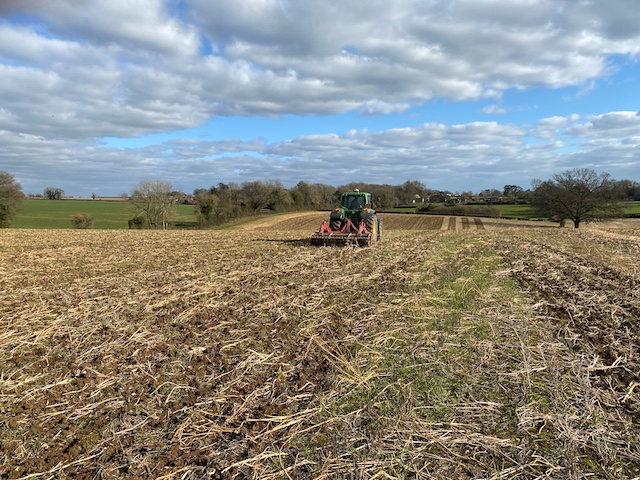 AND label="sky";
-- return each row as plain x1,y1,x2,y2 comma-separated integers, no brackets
1,0,640,197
